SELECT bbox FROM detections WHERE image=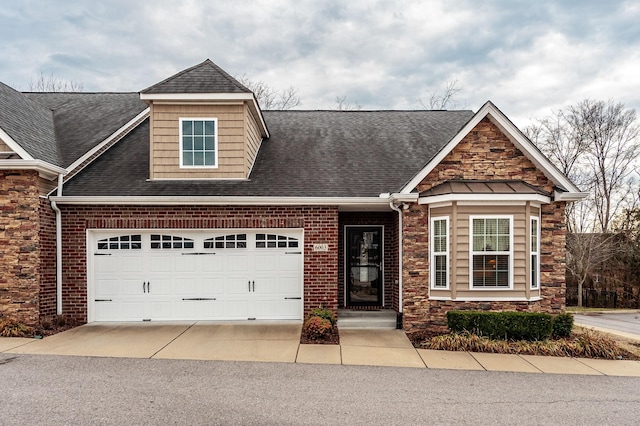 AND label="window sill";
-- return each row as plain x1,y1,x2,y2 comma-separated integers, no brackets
429,296,542,302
